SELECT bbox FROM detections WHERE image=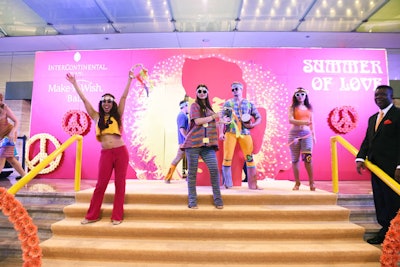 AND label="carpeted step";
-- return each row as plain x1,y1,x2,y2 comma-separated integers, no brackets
40,260,382,267
63,203,351,221
41,237,381,265
50,218,365,241
38,180,381,266
75,190,338,205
